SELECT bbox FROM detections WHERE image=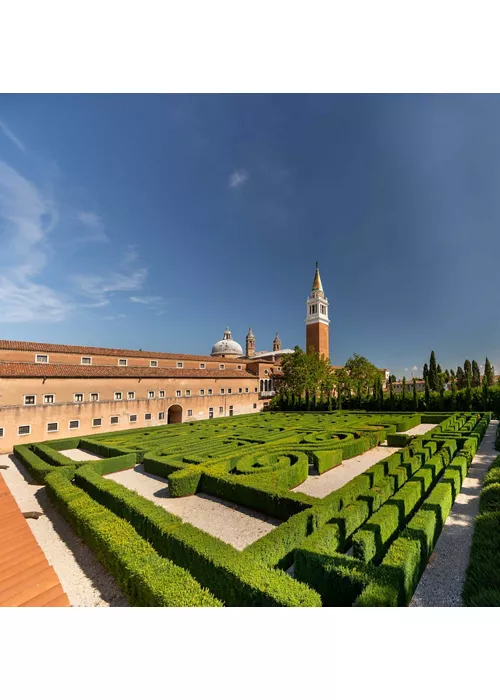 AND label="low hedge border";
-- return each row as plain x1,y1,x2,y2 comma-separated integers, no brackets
45,470,222,606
